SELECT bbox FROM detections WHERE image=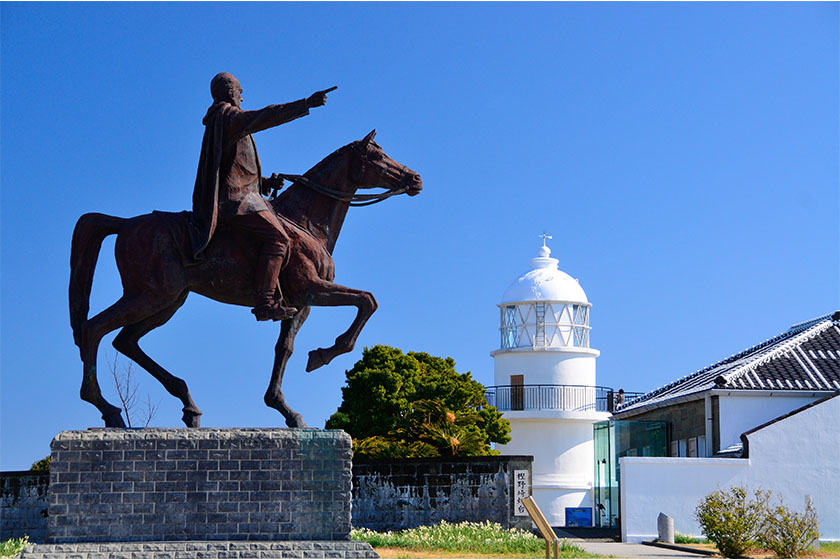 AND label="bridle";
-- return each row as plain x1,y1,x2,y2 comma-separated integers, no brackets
274,145,413,207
